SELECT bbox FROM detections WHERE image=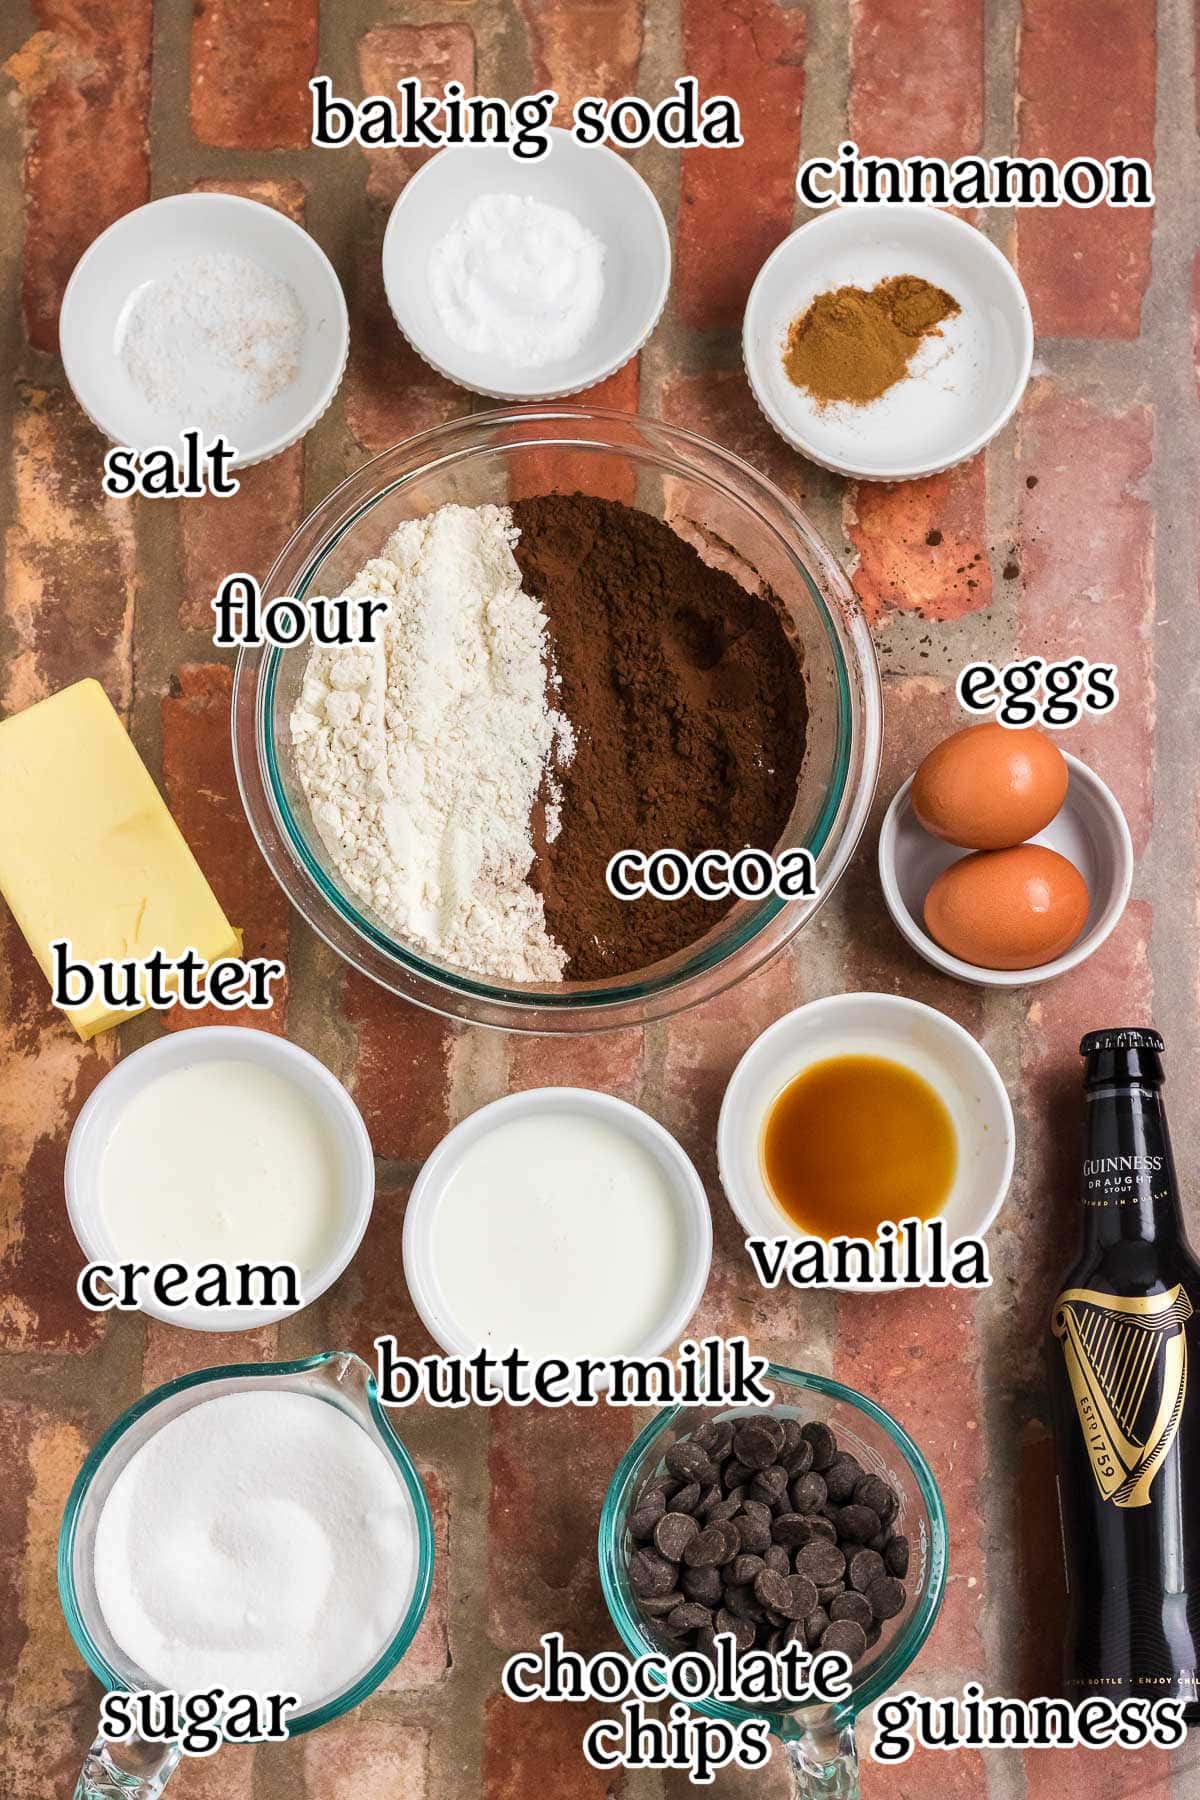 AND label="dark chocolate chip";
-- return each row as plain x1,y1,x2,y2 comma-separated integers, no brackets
638,1589,684,1617
807,1515,838,1543
791,1472,828,1514
800,1422,837,1471
666,1440,715,1482
682,1565,723,1606
823,1455,863,1504
867,1529,890,1552
630,1549,680,1598
722,1583,764,1621
695,1420,734,1460
781,1439,815,1476
777,1574,819,1620
830,1591,873,1630
771,1513,813,1548
705,1495,742,1525
723,1460,753,1490
654,1512,700,1560
794,1540,846,1586
729,1553,765,1587
835,1505,881,1543
884,1536,910,1578
821,1618,867,1661
667,1602,714,1635
866,1576,907,1621
848,1549,885,1593
804,1606,830,1649
751,1466,789,1505
685,1522,739,1567
853,1475,895,1519
629,1491,666,1540
733,1420,785,1470
734,1513,772,1555
753,1568,792,1613
764,1543,791,1575
715,1609,756,1651
817,1580,847,1605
